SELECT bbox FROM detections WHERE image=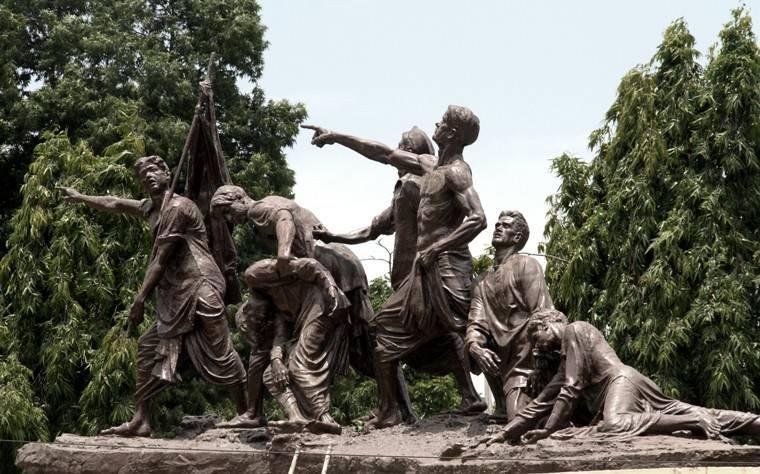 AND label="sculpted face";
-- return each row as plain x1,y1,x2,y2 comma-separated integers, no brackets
137,162,170,197
398,137,414,153
491,215,522,248
221,200,249,225
530,323,561,353
432,114,453,147
397,136,414,177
